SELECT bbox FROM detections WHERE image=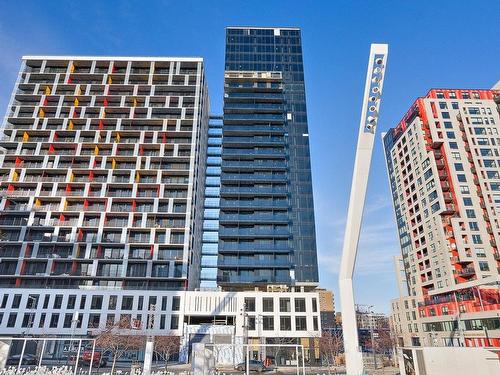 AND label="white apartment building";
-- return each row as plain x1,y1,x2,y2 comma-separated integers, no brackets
384,88,500,348
0,55,322,365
